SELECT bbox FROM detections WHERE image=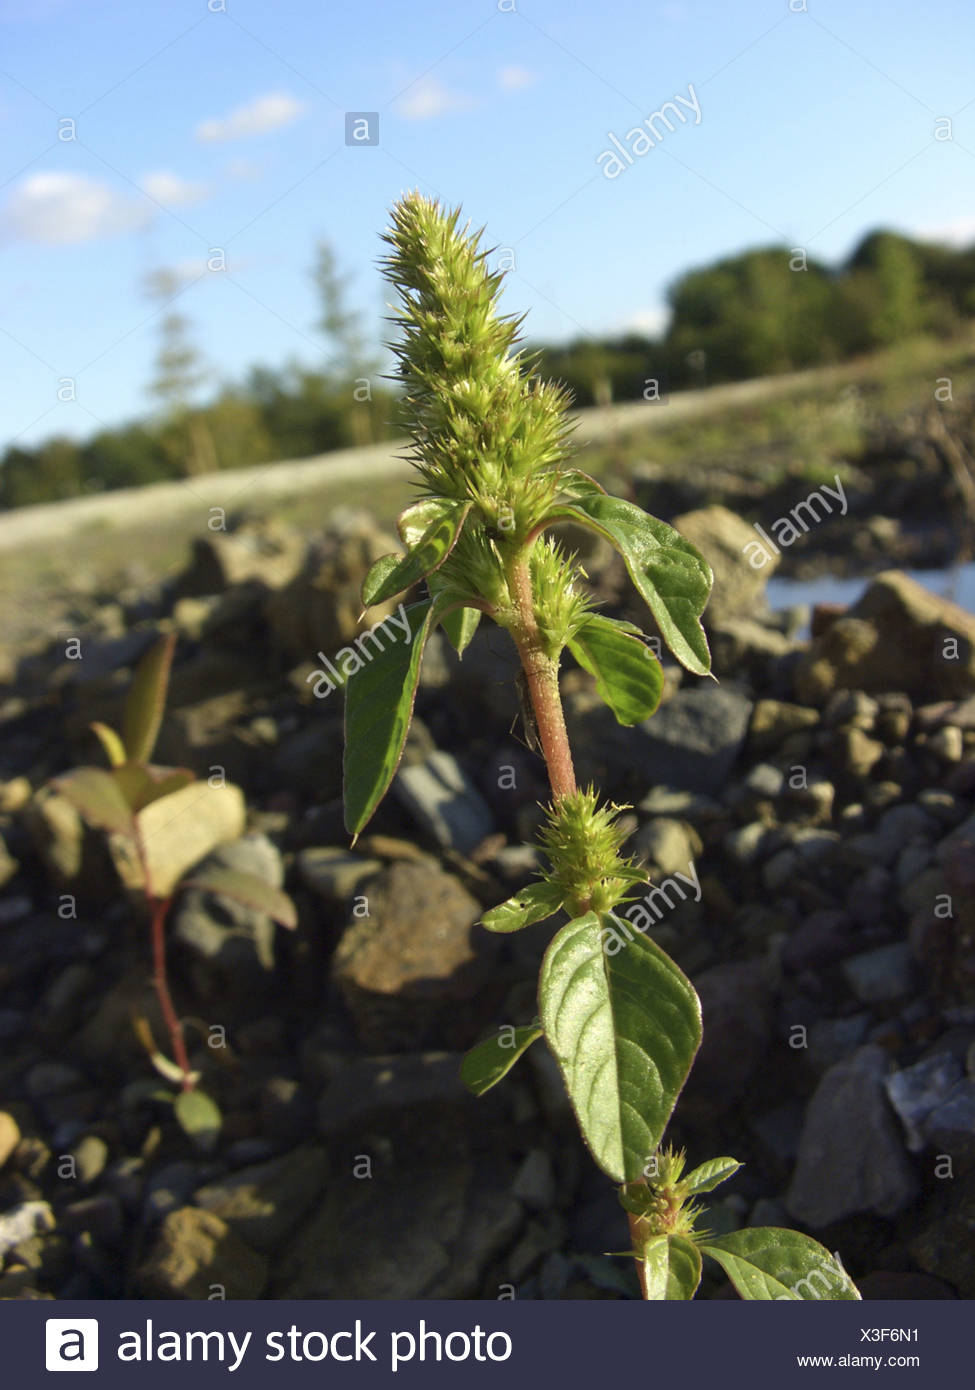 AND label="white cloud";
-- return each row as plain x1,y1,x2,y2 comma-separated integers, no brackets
140,171,209,207
396,76,472,121
498,65,535,91
914,216,975,248
623,305,671,338
196,91,306,143
4,172,148,245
